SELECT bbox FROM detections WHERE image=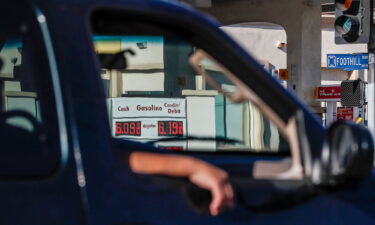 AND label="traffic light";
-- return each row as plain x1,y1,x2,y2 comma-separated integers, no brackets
334,0,371,44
